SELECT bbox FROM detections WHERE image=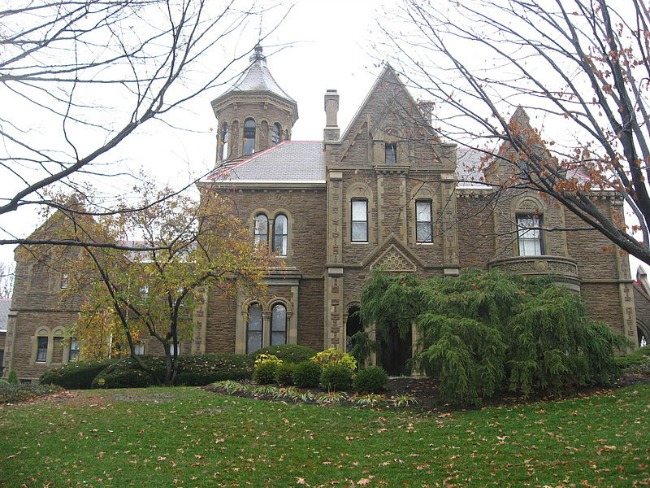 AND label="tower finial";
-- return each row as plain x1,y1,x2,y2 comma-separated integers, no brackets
250,44,265,62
